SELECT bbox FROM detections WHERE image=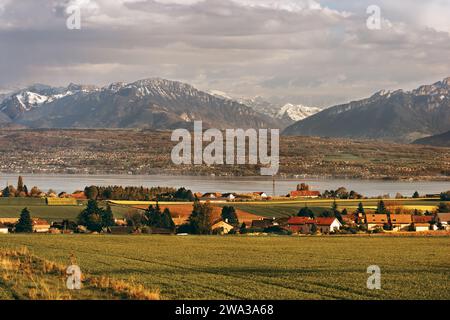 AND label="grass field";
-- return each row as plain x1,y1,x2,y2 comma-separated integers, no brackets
219,199,444,219
0,198,444,222
0,235,448,300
